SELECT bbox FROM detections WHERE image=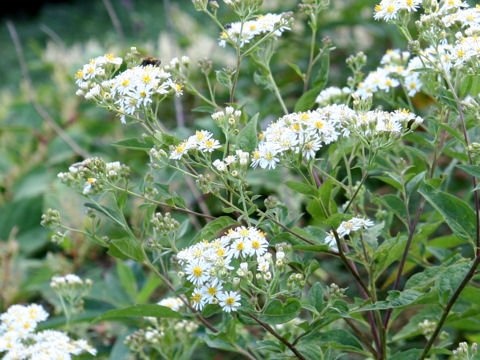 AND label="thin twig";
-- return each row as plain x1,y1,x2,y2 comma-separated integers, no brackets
246,313,306,360
102,0,125,43
6,20,89,159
